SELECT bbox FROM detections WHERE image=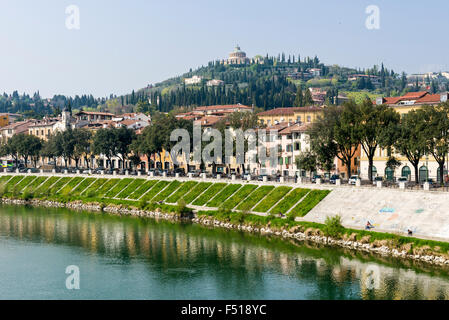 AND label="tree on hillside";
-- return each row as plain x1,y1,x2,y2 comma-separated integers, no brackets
394,109,428,183
294,86,304,108
303,88,314,106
